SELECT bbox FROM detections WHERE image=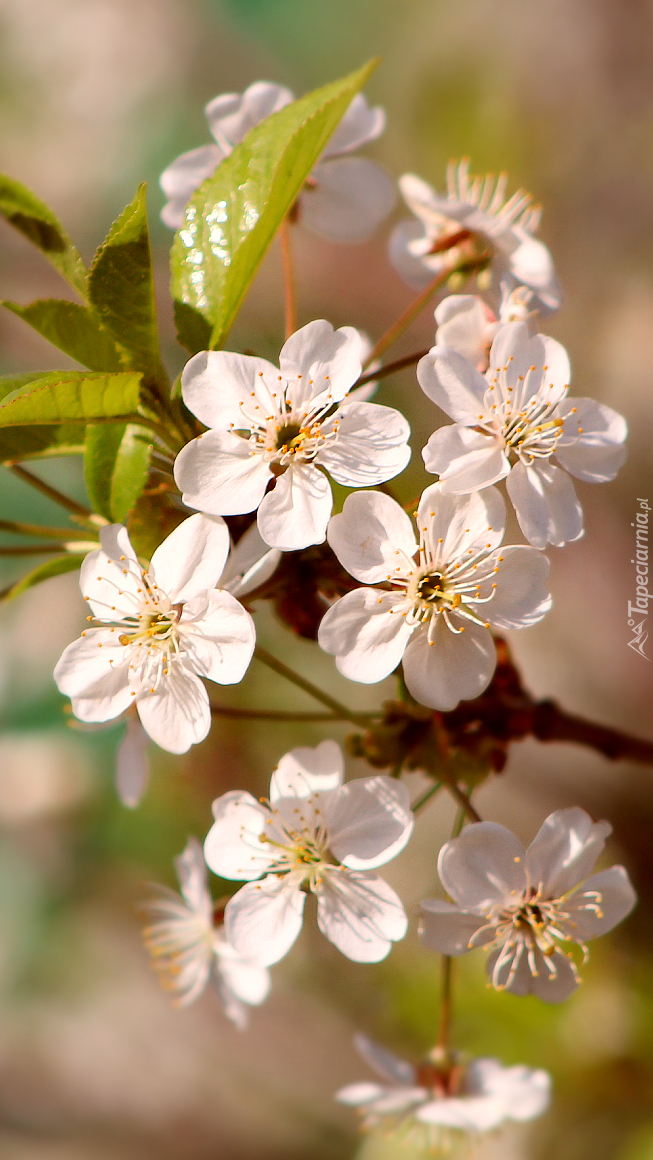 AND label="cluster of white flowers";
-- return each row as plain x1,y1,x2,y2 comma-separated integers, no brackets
43,83,638,1154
